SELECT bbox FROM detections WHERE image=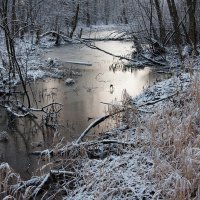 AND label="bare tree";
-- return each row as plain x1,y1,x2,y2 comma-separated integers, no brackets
186,0,198,54
166,0,183,57
0,0,31,107
154,0,166,43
